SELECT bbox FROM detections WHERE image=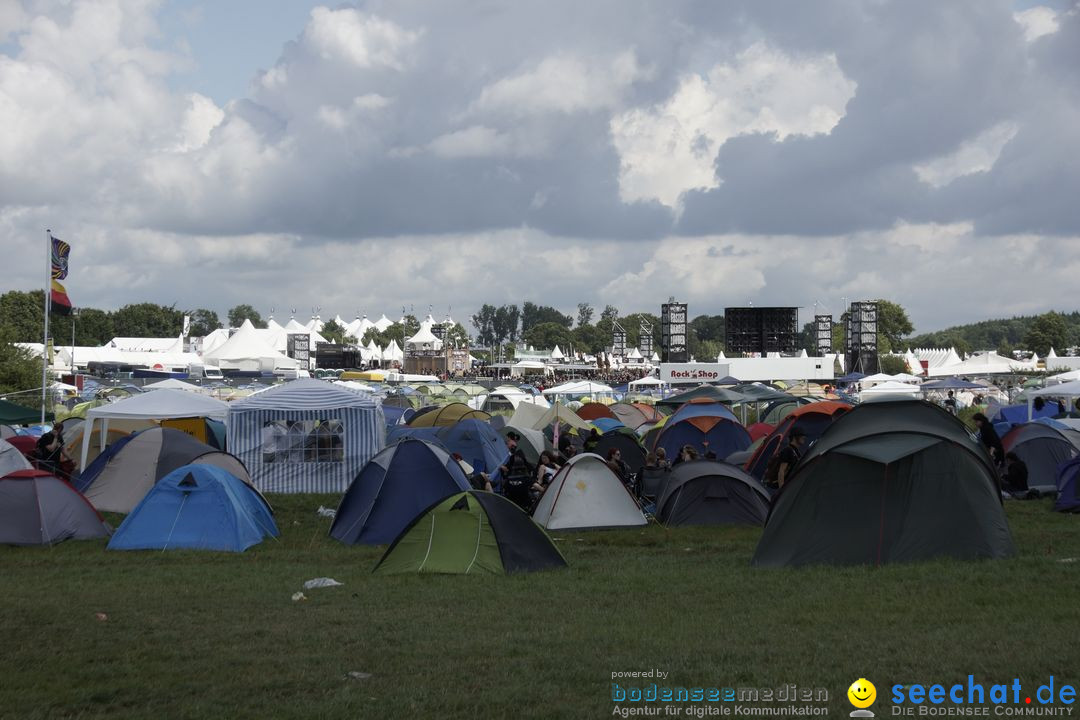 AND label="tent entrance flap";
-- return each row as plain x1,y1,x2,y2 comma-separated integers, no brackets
831,434,941,465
